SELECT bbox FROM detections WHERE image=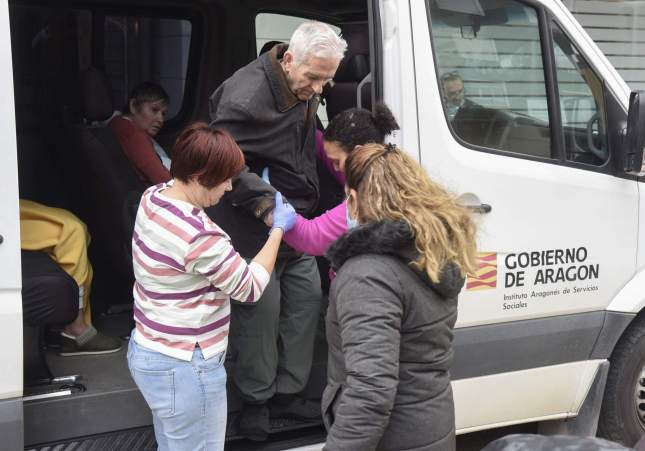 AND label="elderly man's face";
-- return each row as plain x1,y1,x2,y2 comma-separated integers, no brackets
283,52,340,101
443,79,465,107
